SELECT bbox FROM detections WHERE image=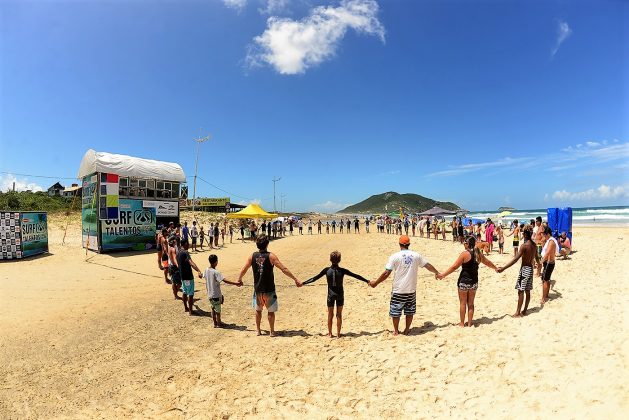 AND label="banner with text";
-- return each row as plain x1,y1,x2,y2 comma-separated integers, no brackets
101,199,156,251
20,212,48,257
143,200,179,216
81,174,99,250
184,197,230,207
